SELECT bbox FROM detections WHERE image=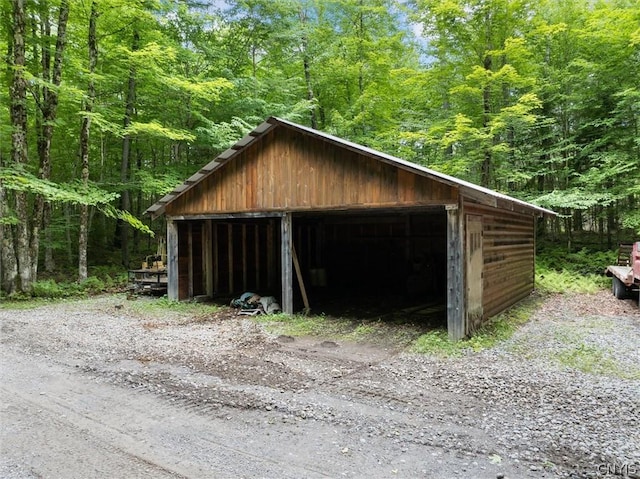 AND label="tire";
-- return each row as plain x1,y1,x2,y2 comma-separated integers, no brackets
612,277,628,299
